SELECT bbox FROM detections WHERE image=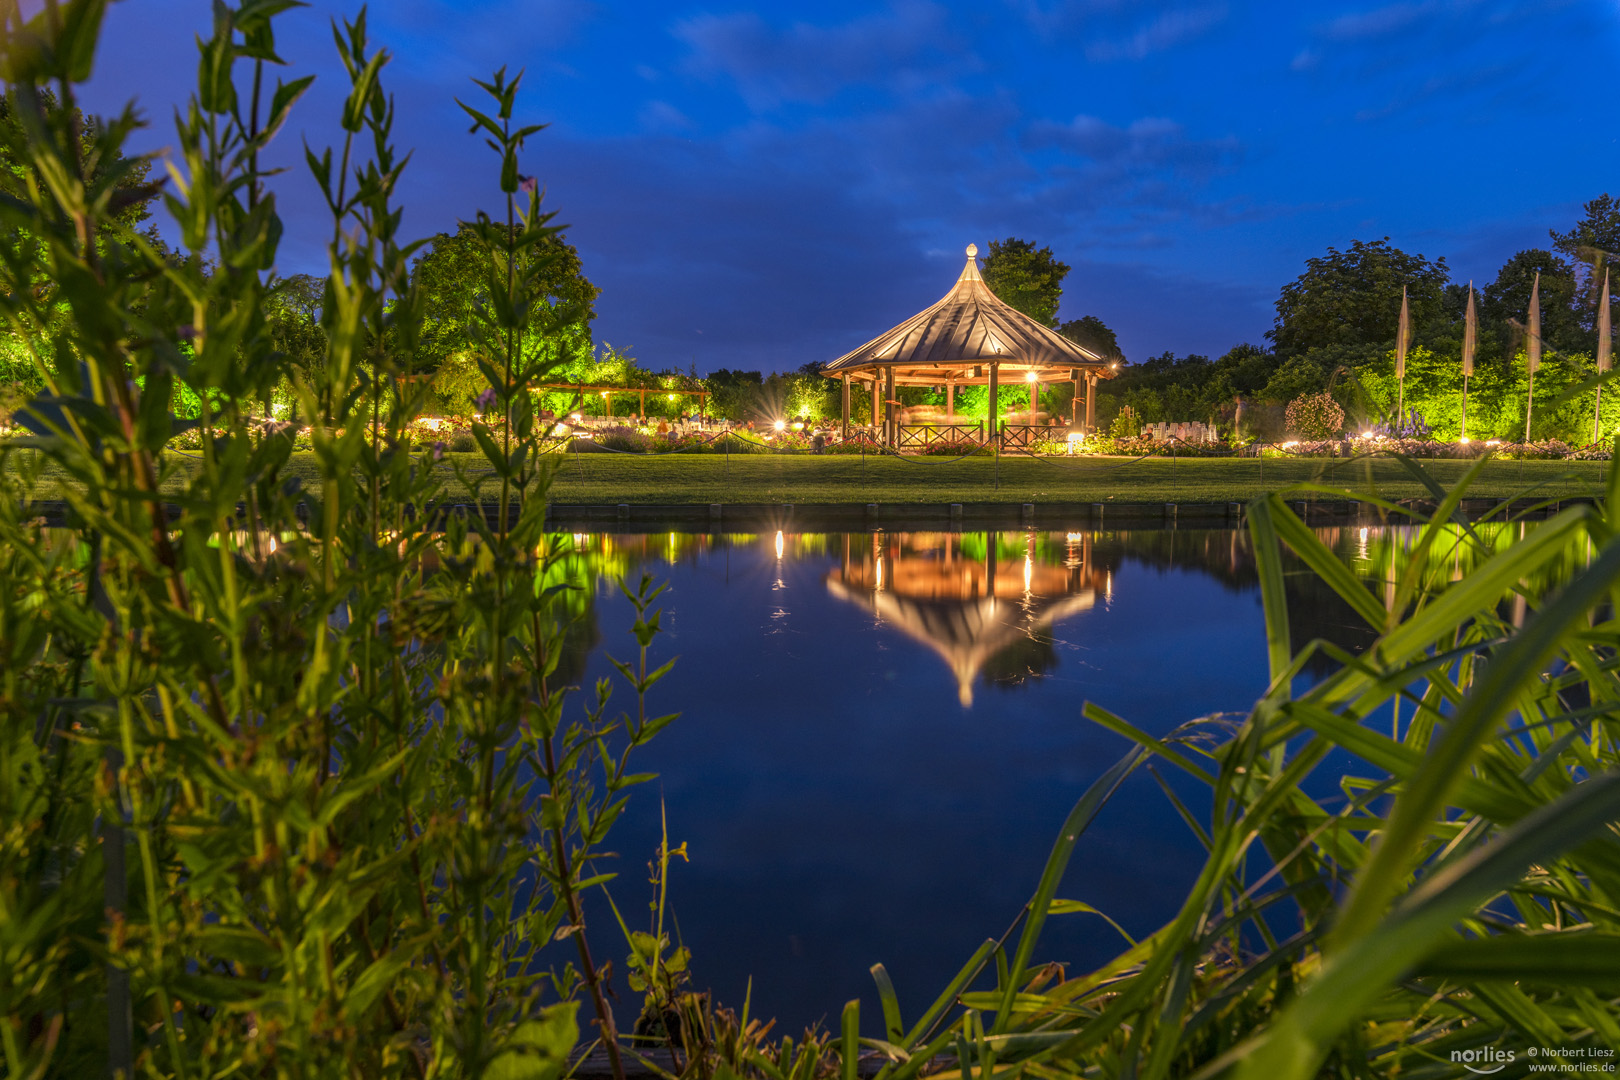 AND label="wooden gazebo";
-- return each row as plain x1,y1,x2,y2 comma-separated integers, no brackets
822,244,1118,448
